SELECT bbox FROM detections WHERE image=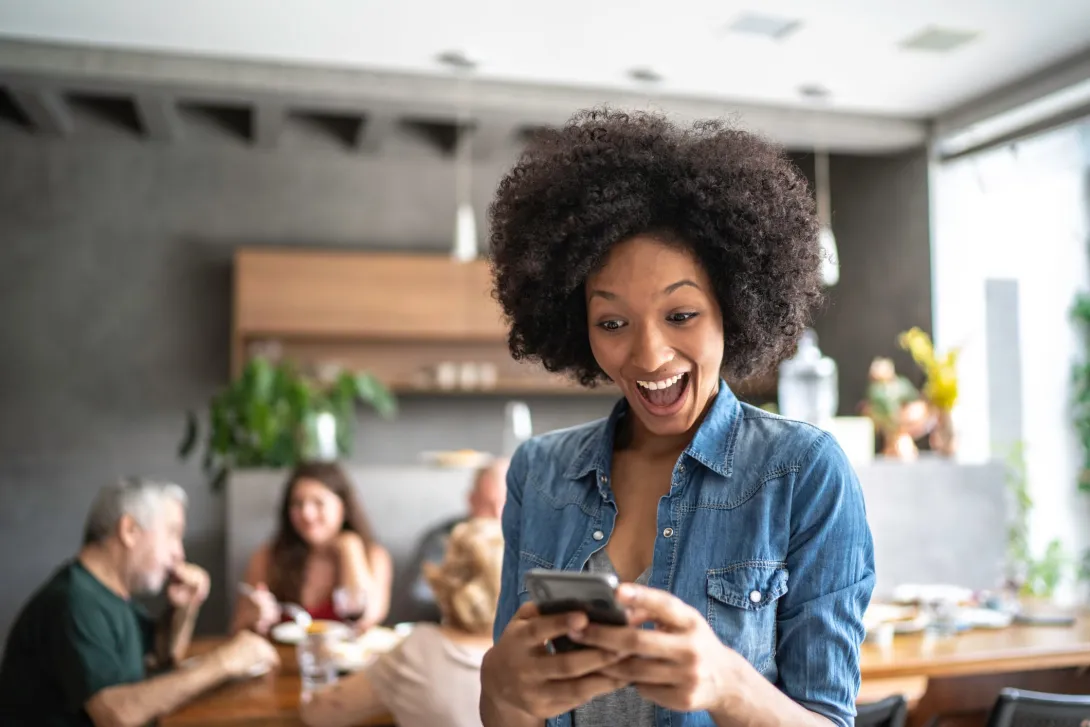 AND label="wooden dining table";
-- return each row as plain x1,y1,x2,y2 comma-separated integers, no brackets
160,639,396,727
860,613,1090,727
163,615,1090,727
